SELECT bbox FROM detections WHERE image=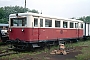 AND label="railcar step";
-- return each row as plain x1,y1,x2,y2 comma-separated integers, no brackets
32,44,40,48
